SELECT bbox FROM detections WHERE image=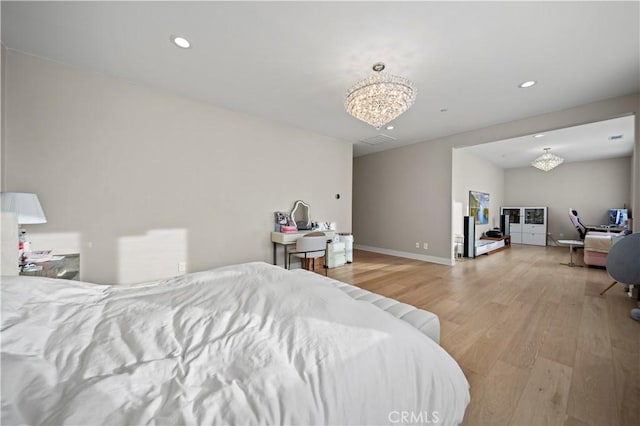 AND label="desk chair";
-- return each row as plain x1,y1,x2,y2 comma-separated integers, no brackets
600,233,640,296
569,209,588,240
288,232,327,275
